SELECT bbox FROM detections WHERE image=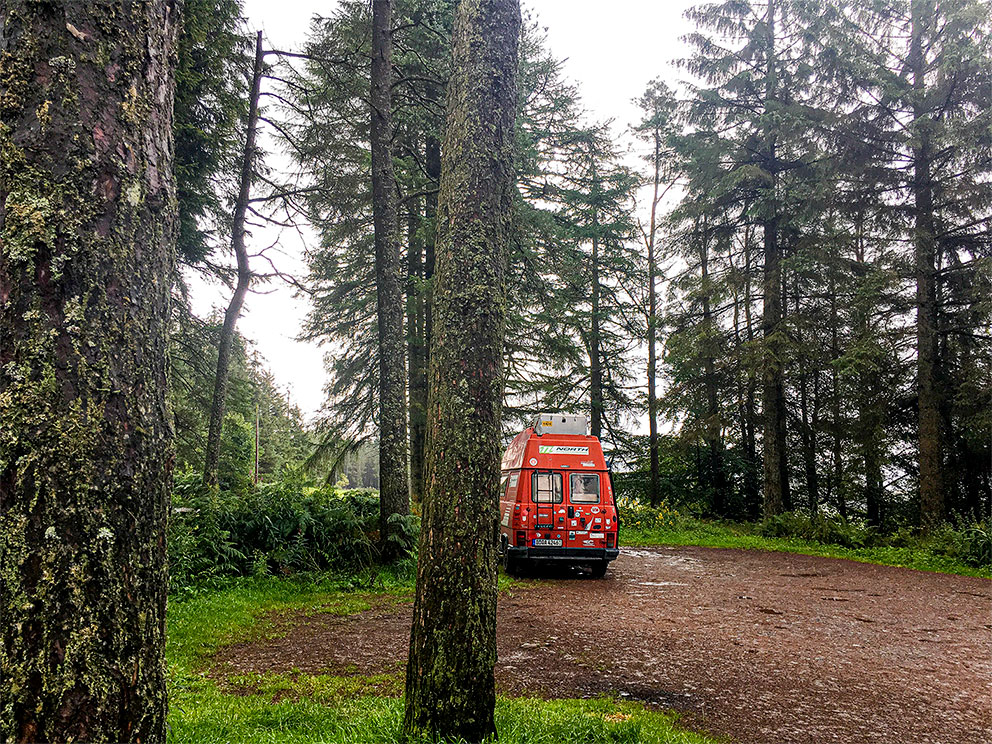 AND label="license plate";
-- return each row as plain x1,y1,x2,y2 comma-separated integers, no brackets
532,538,562,547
